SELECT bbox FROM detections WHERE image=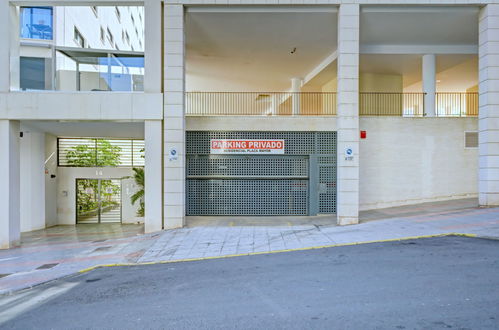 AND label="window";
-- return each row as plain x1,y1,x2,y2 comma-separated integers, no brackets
107,28,114,47
20,57,47,90
58,138,145,167
100,27,105,44
20,7,53,40
115,7,121,22
91,6,98,17
74,27,85,48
